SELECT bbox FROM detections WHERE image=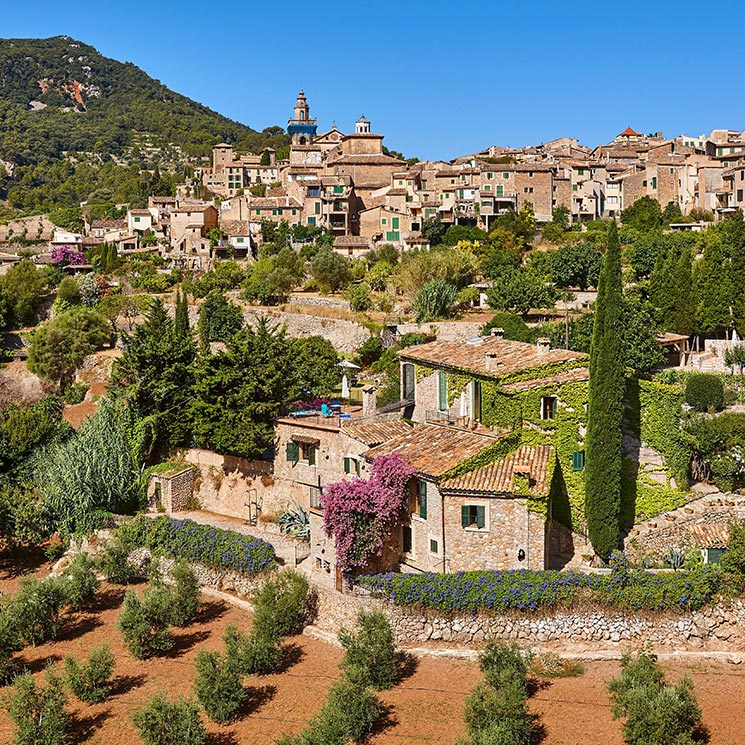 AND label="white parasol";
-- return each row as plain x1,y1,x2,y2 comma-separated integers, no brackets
459,391,468,418
341,374,350,399
338,360,361,369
